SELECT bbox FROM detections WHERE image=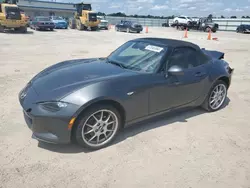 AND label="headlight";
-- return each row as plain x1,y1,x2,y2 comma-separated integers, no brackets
38,101,68,112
